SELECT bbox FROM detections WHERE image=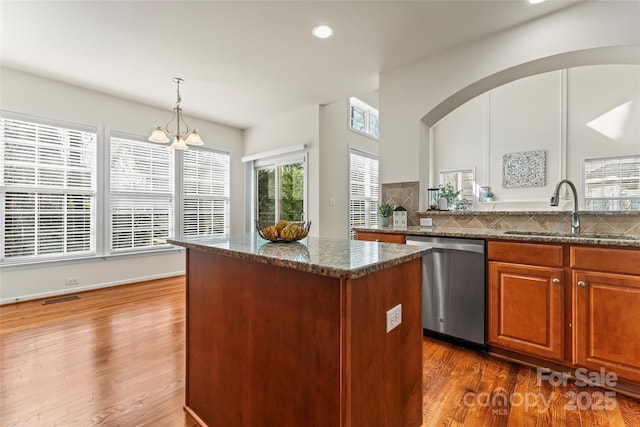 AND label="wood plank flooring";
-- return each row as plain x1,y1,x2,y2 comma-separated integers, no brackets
1,277,639,426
